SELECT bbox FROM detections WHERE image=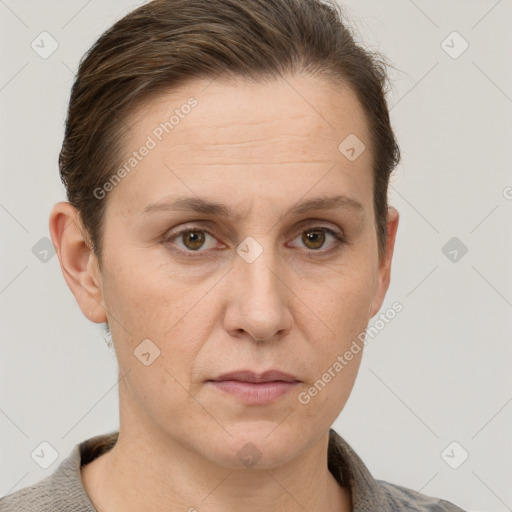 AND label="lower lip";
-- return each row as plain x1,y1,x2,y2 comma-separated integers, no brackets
207,380,300,404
